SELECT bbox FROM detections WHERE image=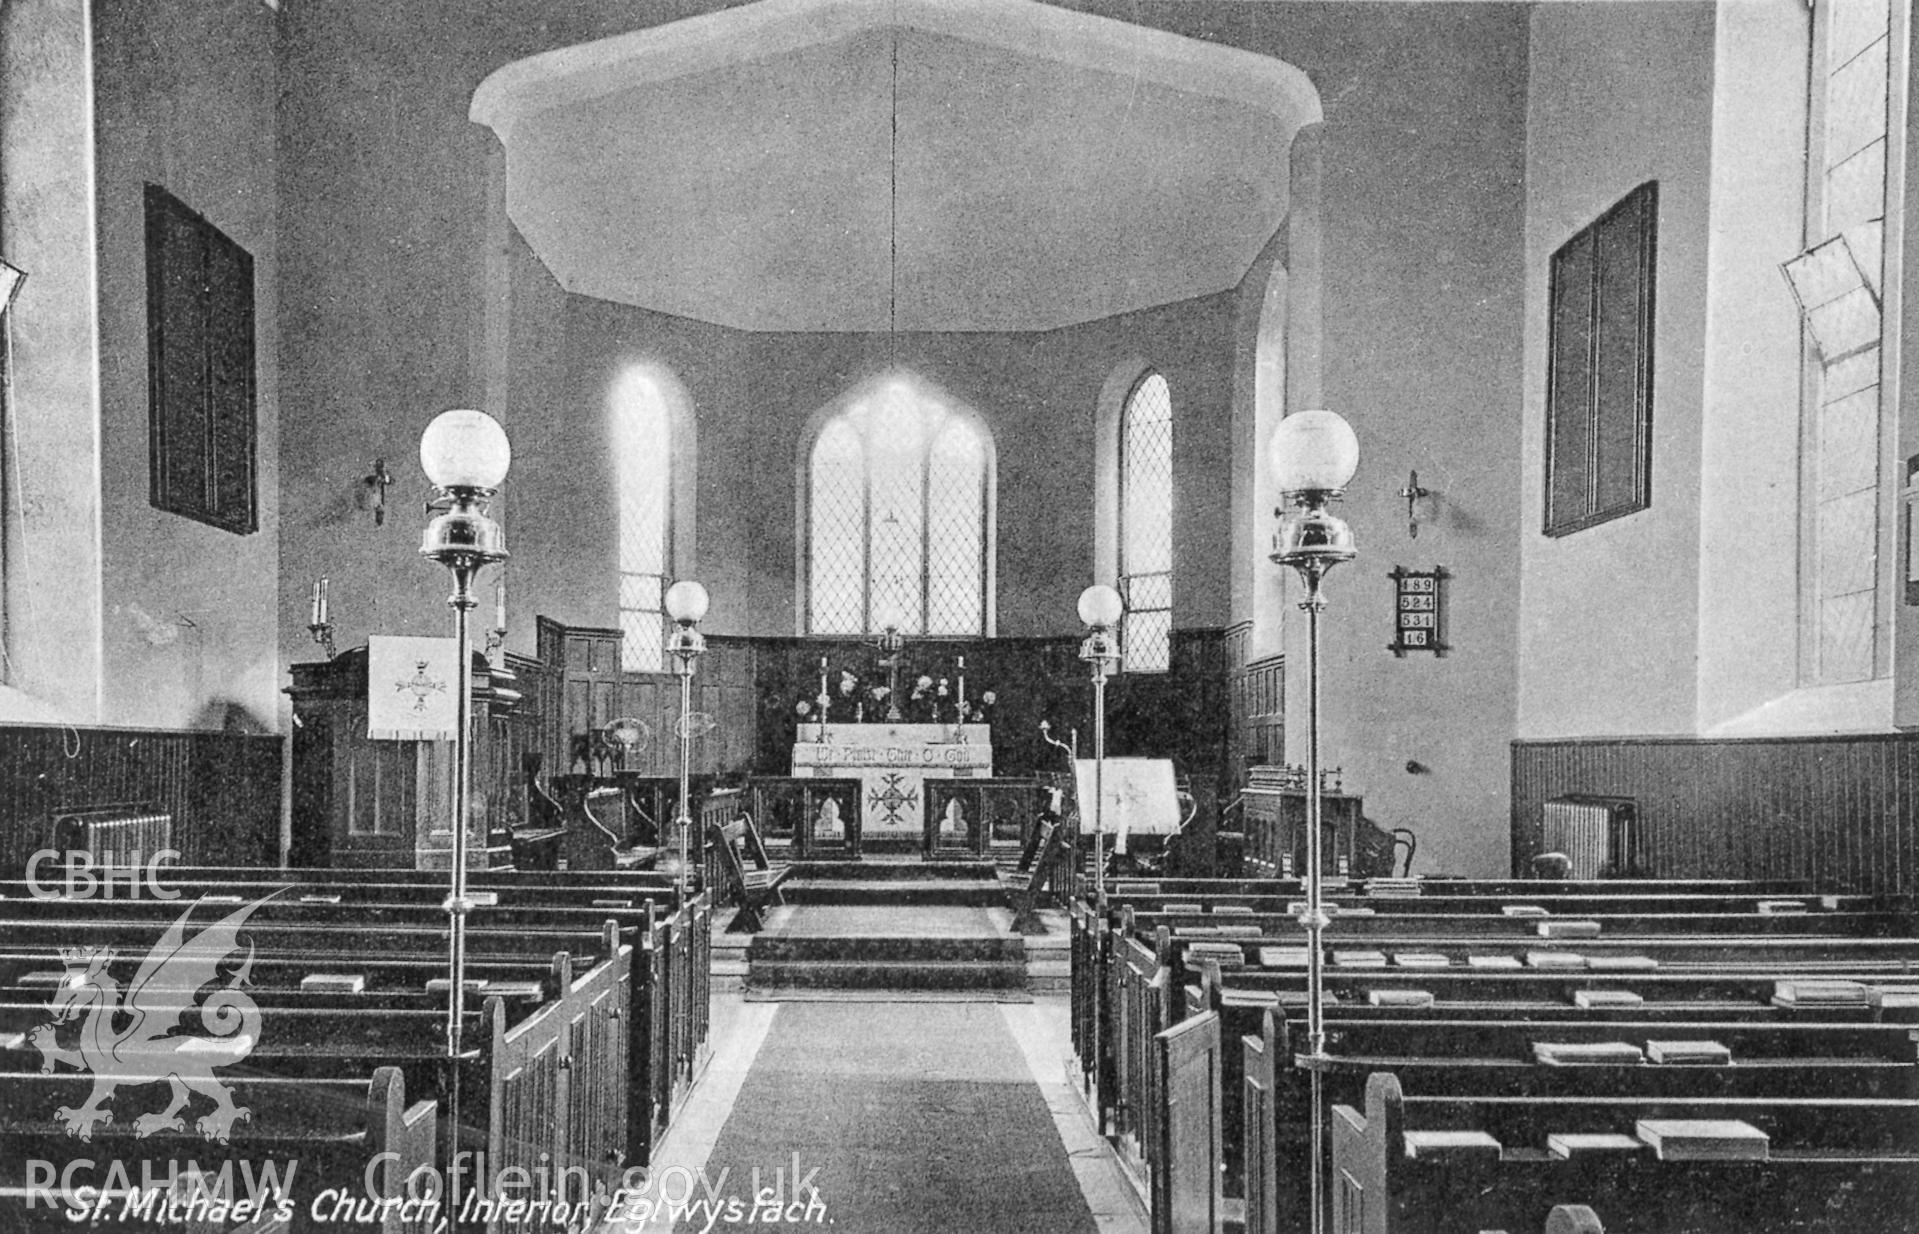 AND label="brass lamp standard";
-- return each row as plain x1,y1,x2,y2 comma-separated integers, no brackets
1077,584,1124,916
663,580,710,908
1269,409,1360,1234
418,408,511,1193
